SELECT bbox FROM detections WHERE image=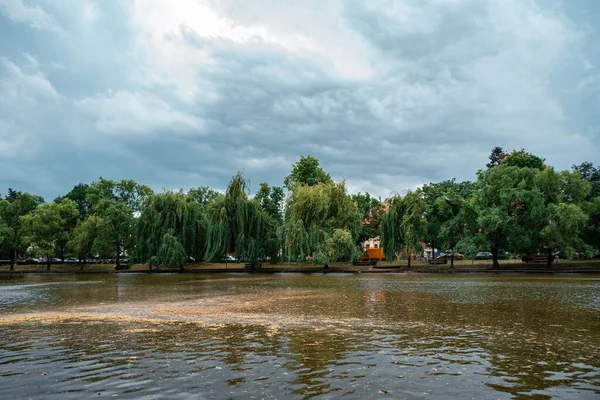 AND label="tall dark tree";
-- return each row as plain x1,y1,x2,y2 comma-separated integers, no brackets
486,146,505,168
